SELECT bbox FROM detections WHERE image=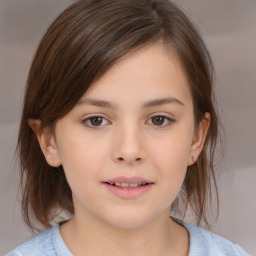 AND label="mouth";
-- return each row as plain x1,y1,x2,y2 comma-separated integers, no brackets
102,177,154,199
103,182,152,188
